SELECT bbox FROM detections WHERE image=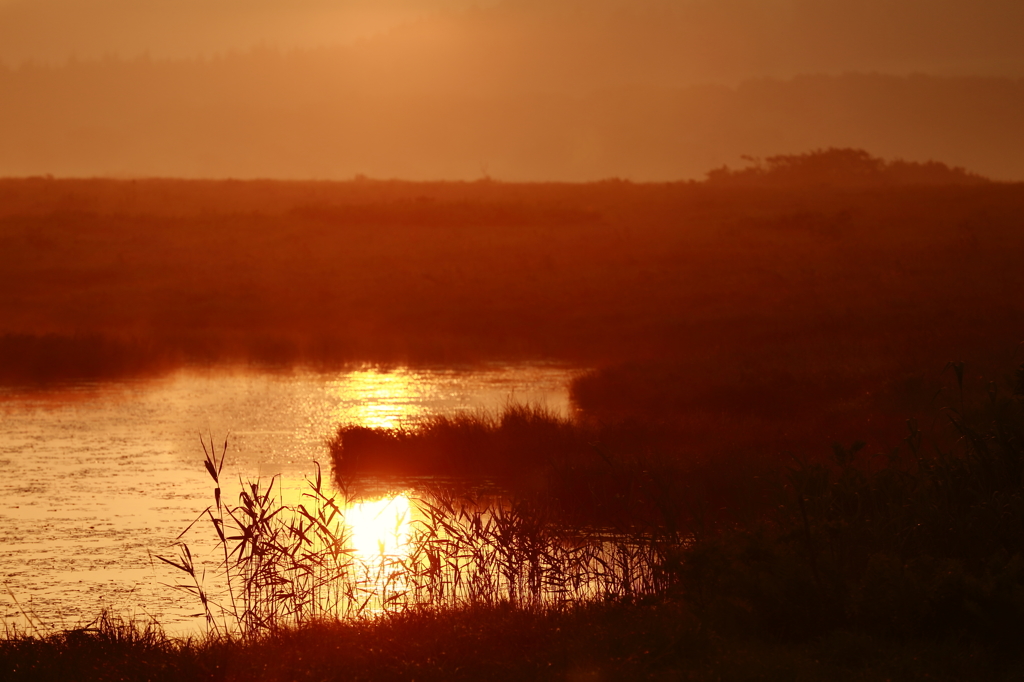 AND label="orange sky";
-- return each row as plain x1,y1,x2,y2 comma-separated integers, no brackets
3,0,1023,79
2,0,1023,180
